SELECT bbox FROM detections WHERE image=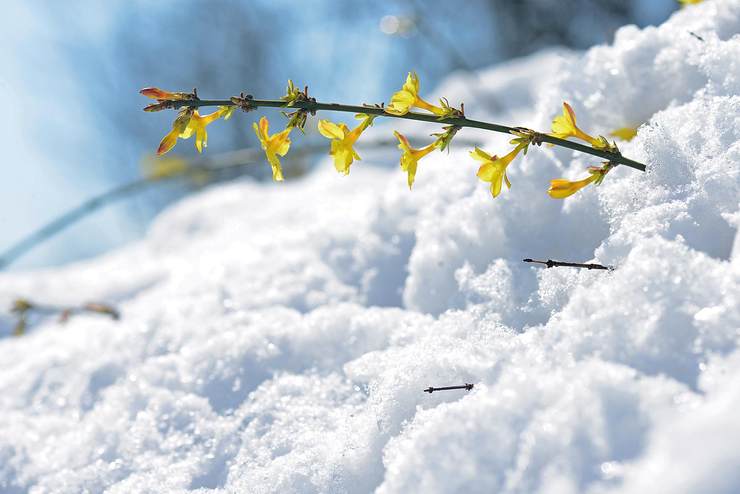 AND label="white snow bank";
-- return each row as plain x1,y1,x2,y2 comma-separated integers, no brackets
1,1,740,493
